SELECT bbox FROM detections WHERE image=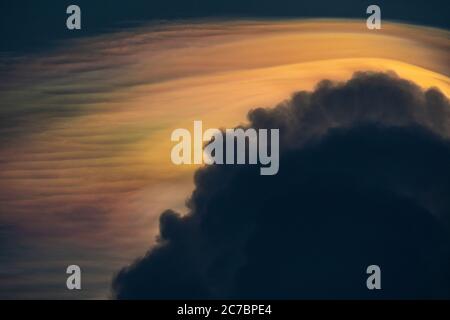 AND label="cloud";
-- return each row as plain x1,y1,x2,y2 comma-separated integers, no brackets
112,72,450,299
1,19,448,299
